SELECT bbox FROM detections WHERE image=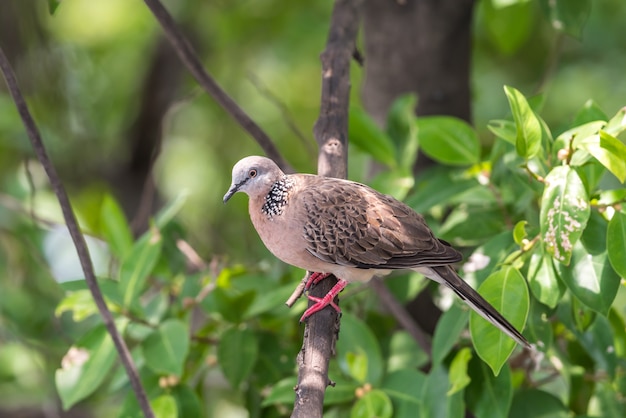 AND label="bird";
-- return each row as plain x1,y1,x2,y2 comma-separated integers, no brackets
223,156,530,348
